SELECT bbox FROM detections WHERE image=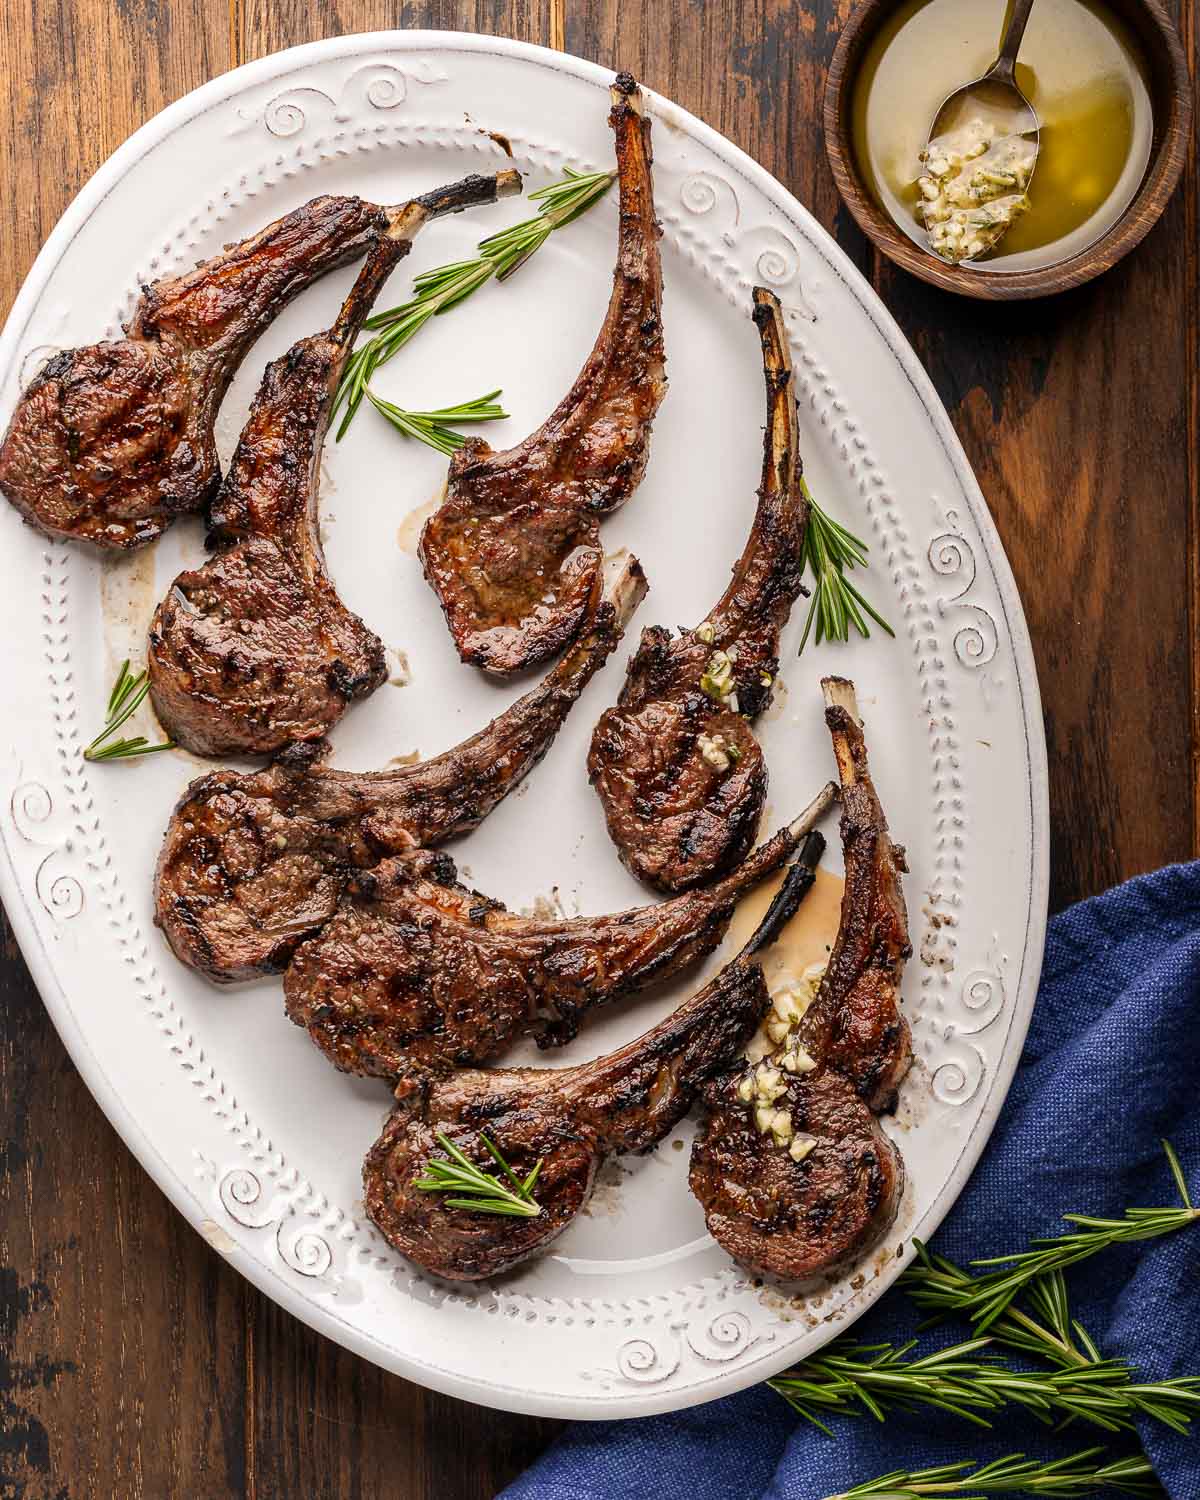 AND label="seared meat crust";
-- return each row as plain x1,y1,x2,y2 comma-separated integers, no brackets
689,677,913,1280
153,555,646,983
362,836,824,1280
587,286,808,891
0,194,388,549
148,173,521,759
283,785,836,1077
419,74,666,676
